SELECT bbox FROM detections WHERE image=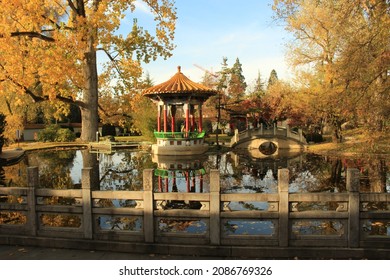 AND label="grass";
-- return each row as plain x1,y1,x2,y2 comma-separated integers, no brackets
306,128,390,157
